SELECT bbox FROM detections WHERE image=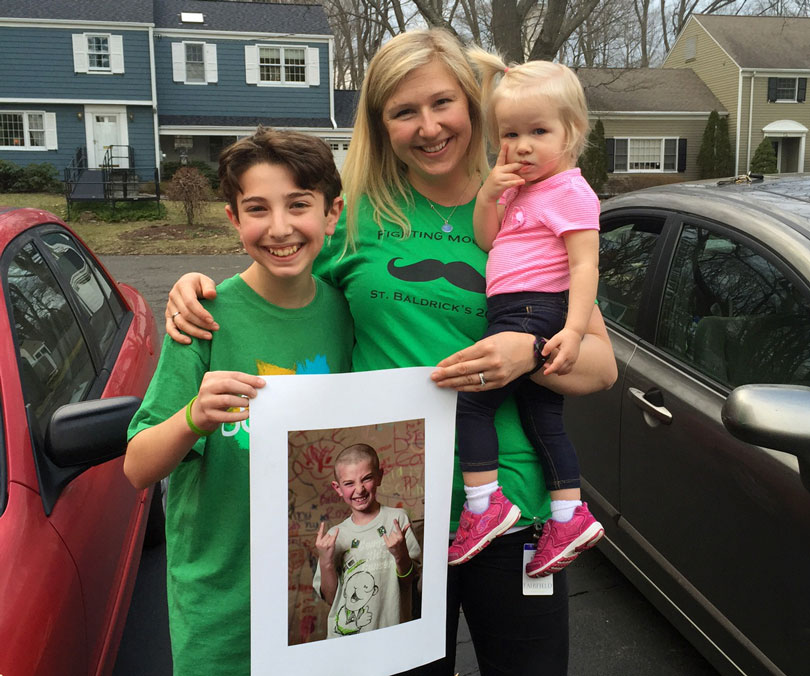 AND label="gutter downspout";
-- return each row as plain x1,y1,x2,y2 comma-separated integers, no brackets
747,71,756,172
329,37,337,130
148,26,161,178
735,68,743,175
